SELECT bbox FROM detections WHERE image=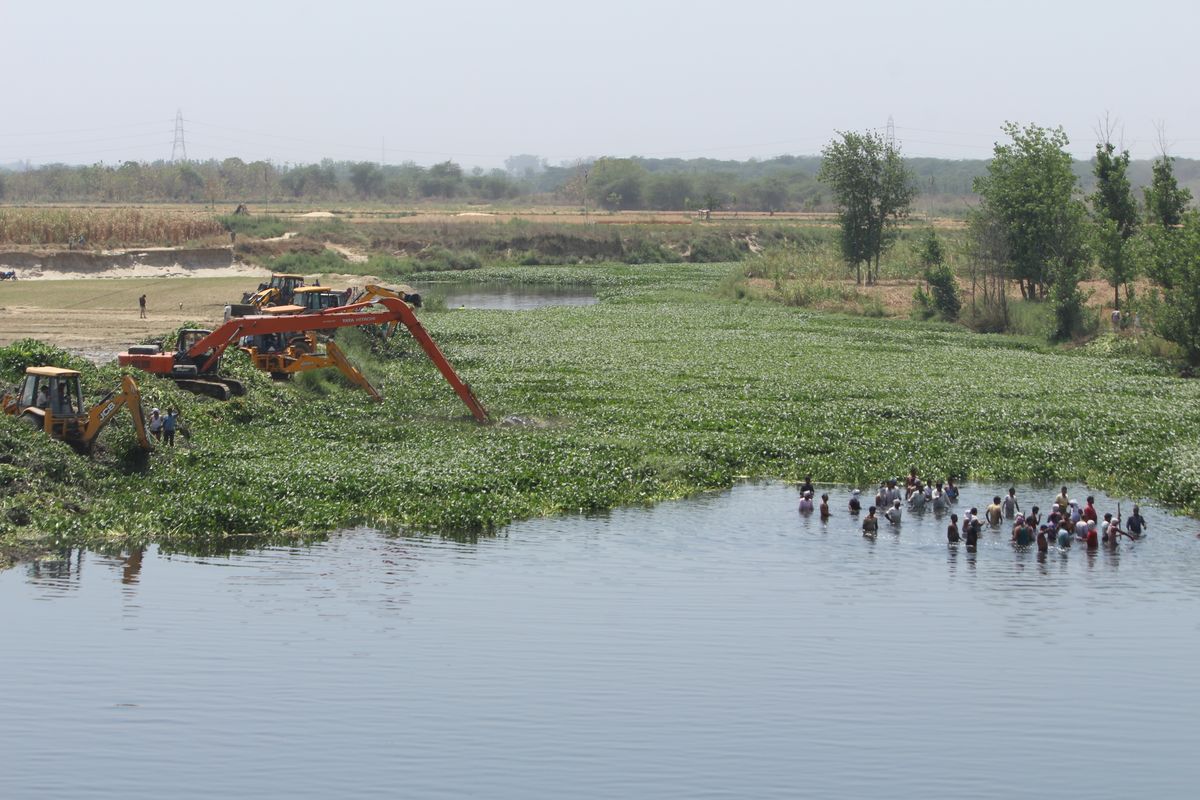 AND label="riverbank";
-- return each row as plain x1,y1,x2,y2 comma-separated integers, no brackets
2,262,1198,562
